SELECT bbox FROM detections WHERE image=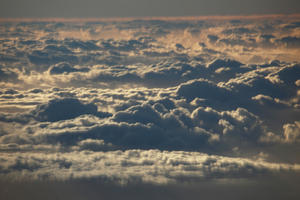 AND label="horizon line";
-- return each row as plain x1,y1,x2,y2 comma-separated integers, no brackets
1,13,300,22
